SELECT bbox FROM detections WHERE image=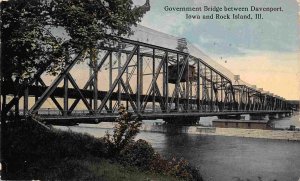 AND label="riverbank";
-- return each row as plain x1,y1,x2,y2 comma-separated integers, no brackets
1,119,202,180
